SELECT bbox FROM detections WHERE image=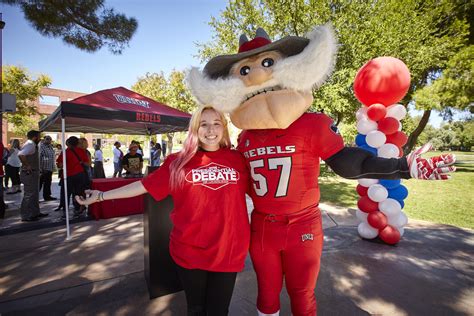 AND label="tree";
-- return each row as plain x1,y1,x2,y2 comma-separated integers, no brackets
197,0,472,152
1,0,137,54
132,70,197,154
2,65,51,136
